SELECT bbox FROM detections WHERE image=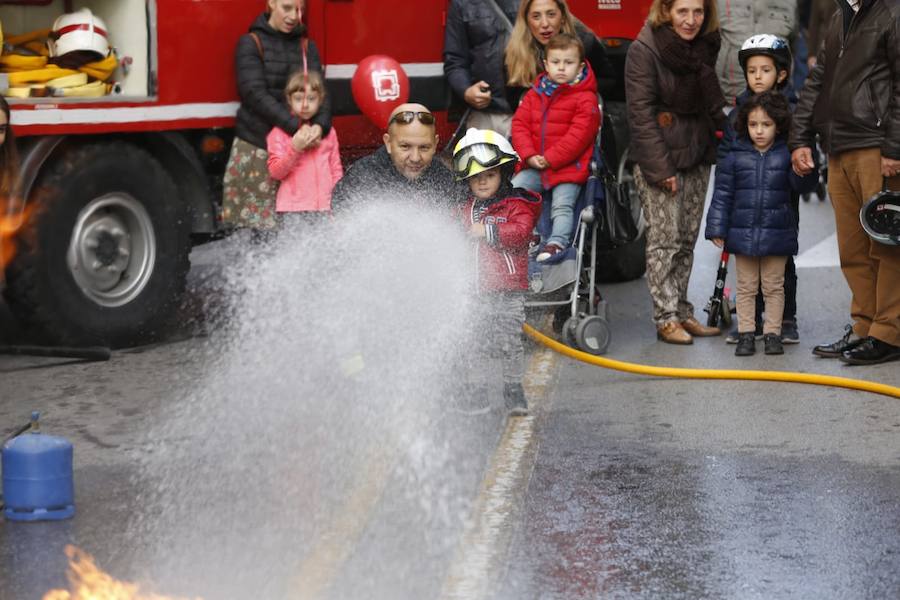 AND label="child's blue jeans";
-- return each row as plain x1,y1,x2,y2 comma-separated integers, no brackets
512,169,581,248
